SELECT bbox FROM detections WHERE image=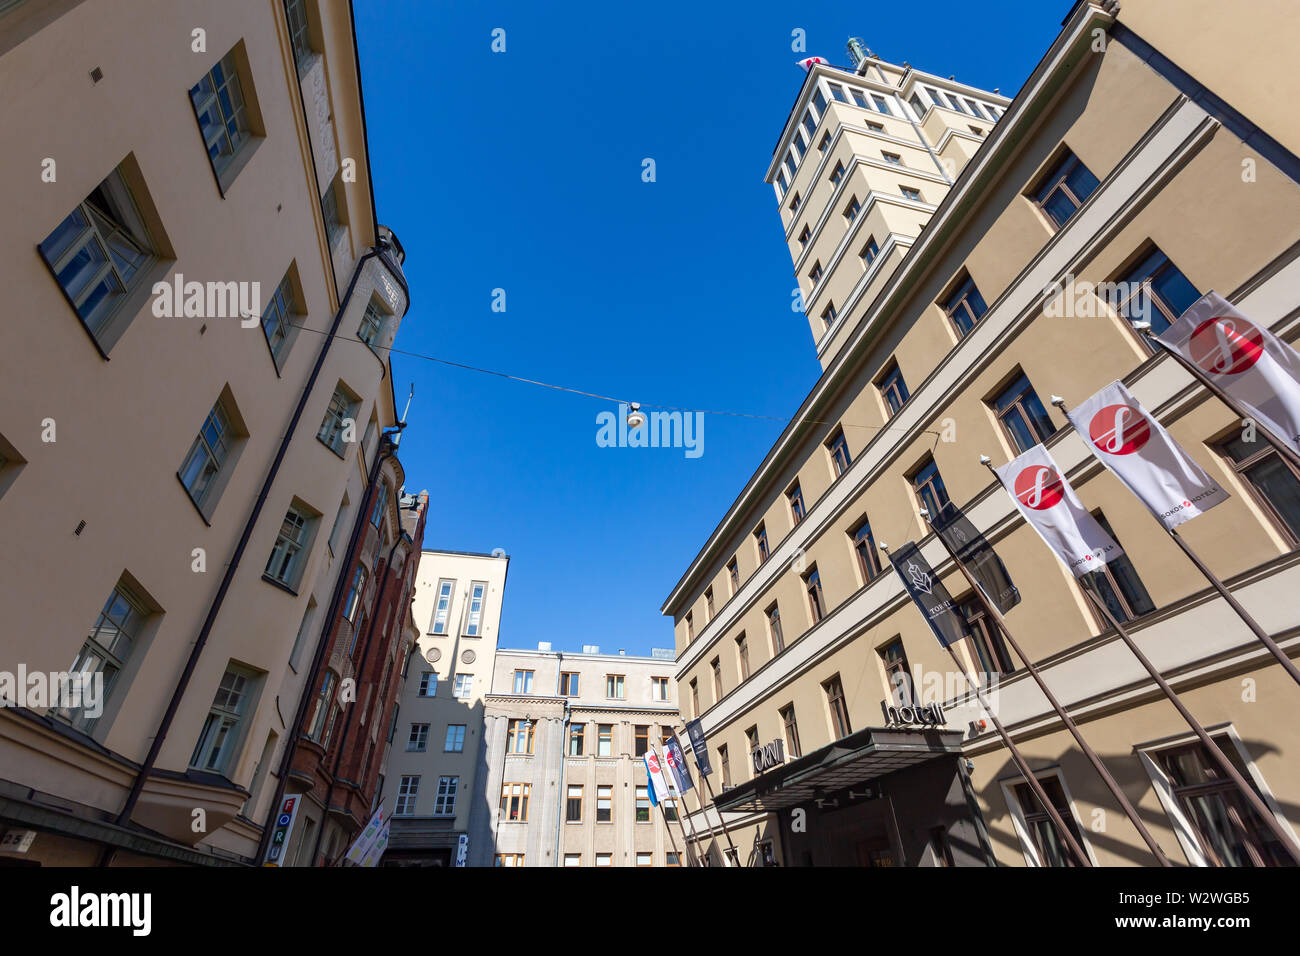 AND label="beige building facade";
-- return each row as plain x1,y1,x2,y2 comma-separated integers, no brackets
471,646,683,867
664,0,1300,868
0,0,413,865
